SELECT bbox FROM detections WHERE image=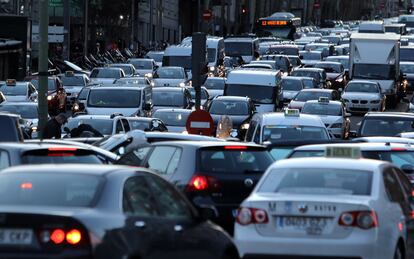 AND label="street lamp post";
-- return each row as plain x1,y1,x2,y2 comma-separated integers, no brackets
83,0,88,56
